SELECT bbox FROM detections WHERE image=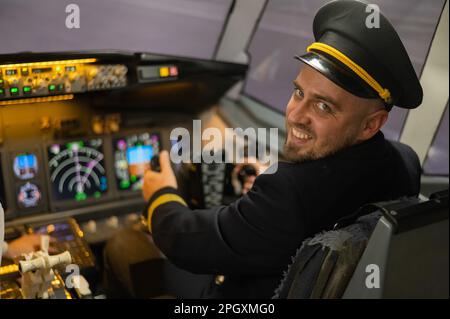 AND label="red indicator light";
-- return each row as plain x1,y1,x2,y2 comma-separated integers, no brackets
169,66,178,77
